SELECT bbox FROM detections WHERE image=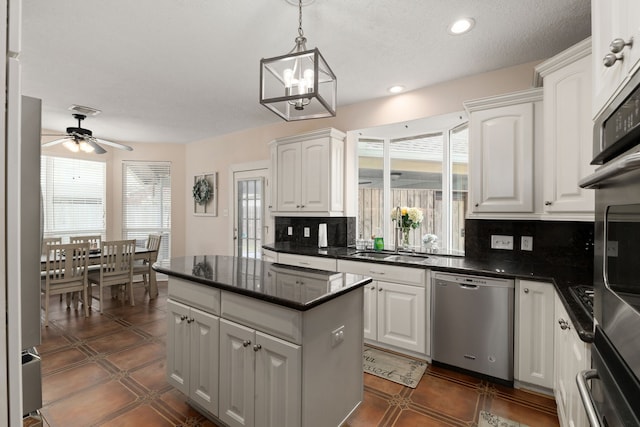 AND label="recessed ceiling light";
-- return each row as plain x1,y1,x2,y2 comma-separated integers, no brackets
388,85,405,94
449,18,475,35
